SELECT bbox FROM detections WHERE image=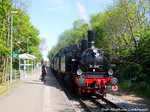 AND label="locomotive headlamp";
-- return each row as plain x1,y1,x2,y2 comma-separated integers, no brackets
108,69,113,75
93,48,98,53
77,69,83,75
